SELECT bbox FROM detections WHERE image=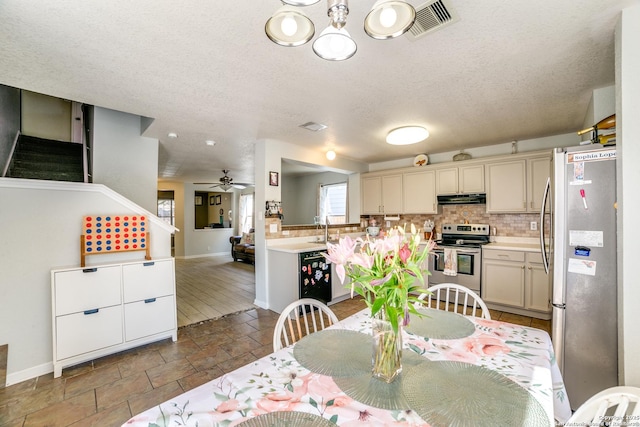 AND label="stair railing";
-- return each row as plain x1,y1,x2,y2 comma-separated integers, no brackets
2,130,20,178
